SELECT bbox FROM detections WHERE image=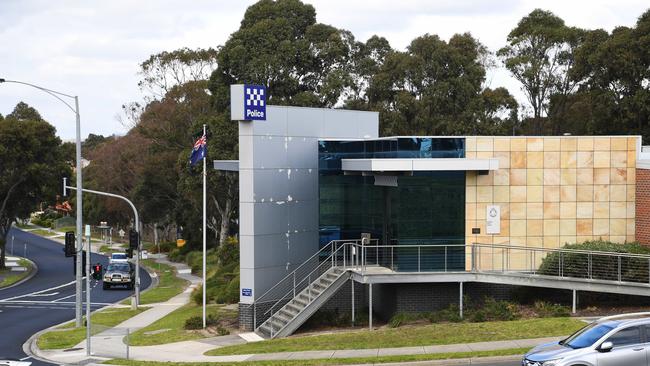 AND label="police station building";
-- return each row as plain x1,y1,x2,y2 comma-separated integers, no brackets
219,84,650,336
